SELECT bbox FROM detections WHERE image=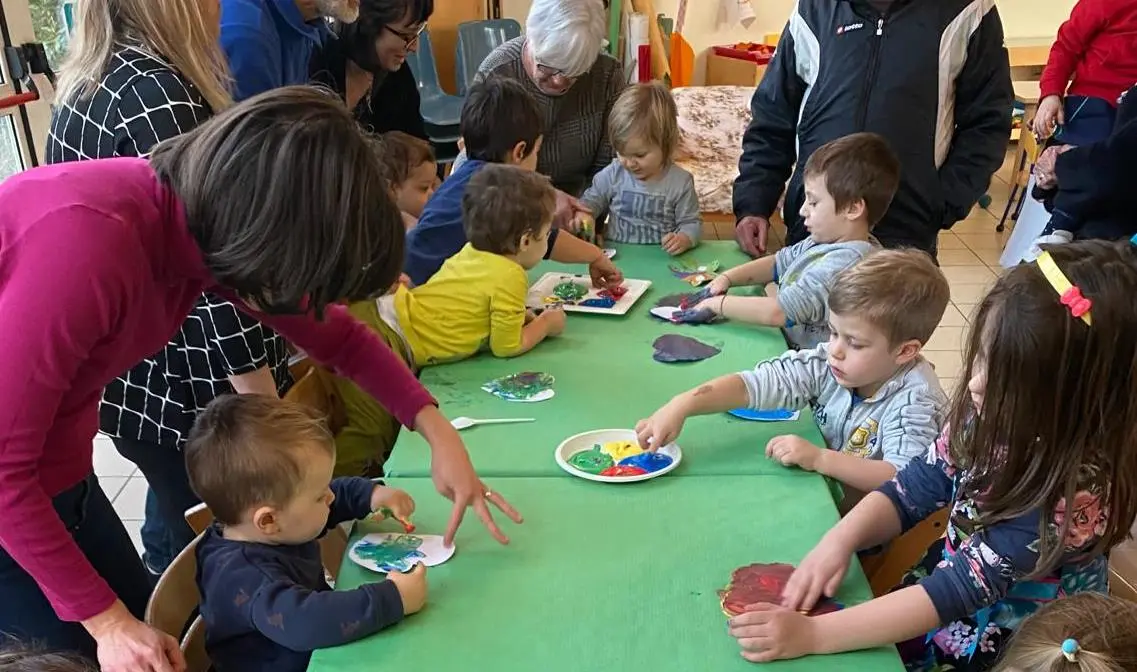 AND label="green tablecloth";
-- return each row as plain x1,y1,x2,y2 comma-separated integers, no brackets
386,242,824,479
306,477,902,671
